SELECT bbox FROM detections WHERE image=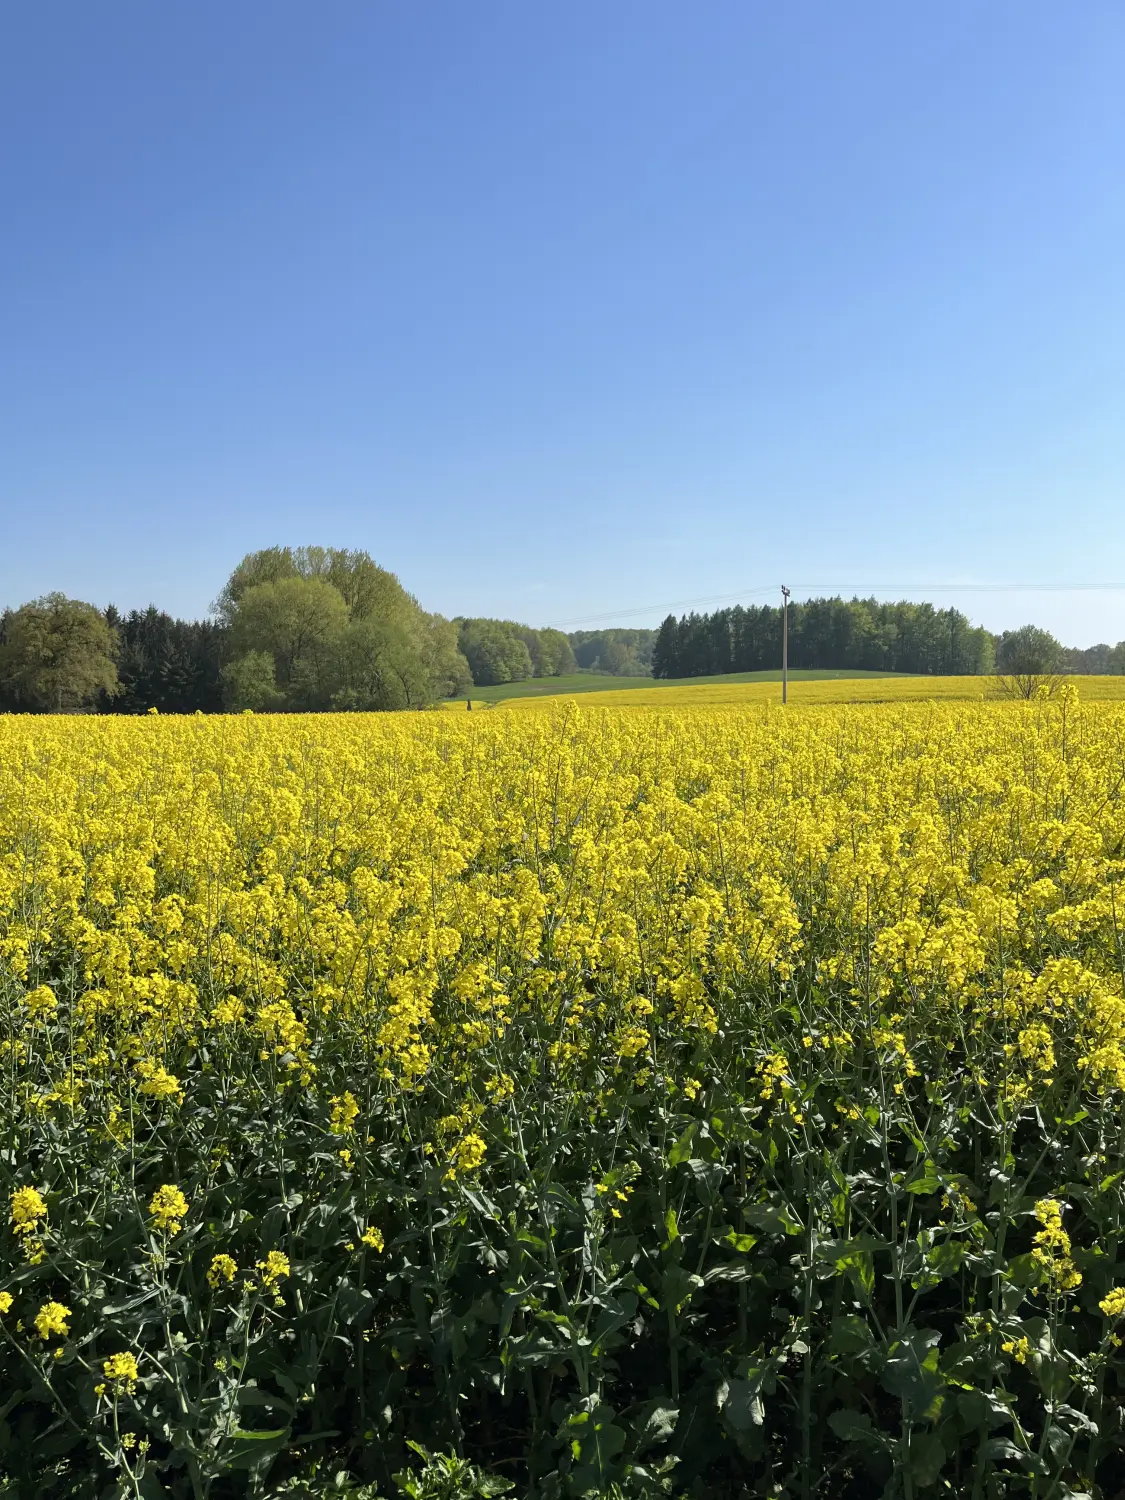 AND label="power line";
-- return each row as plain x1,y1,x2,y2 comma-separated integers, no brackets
794,583,1125,594
549,582,1125,630
549,586,778,629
